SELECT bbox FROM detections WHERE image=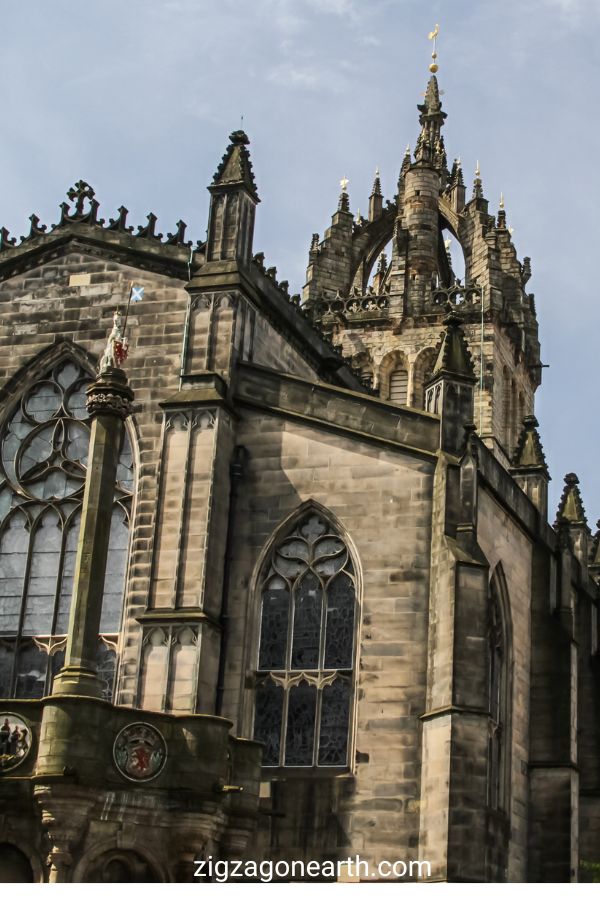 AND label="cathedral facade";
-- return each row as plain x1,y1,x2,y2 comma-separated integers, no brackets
0,65,598,883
